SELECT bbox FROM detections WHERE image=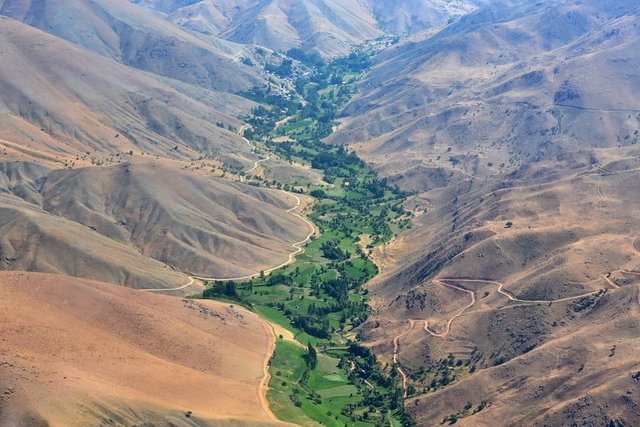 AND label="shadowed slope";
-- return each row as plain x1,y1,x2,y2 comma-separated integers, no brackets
0,18,311,291
137,0,383,57
0,161,311,288
0,193,187,290
137,0,482,55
